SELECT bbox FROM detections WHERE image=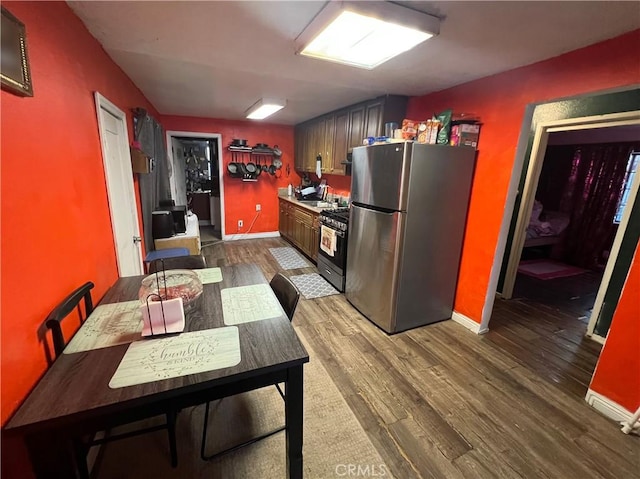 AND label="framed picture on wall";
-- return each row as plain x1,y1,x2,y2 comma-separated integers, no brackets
1,7,33,97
